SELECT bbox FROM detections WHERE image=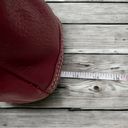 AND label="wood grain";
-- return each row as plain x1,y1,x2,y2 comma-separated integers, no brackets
0,109,128,128
48,3,128,23
1,55,128,109
63,25,128,54
0,1,128,127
